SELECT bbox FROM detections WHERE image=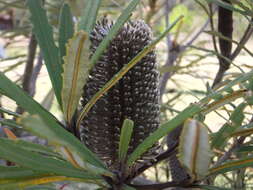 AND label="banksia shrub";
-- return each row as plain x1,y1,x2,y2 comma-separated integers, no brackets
81,18,160,168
